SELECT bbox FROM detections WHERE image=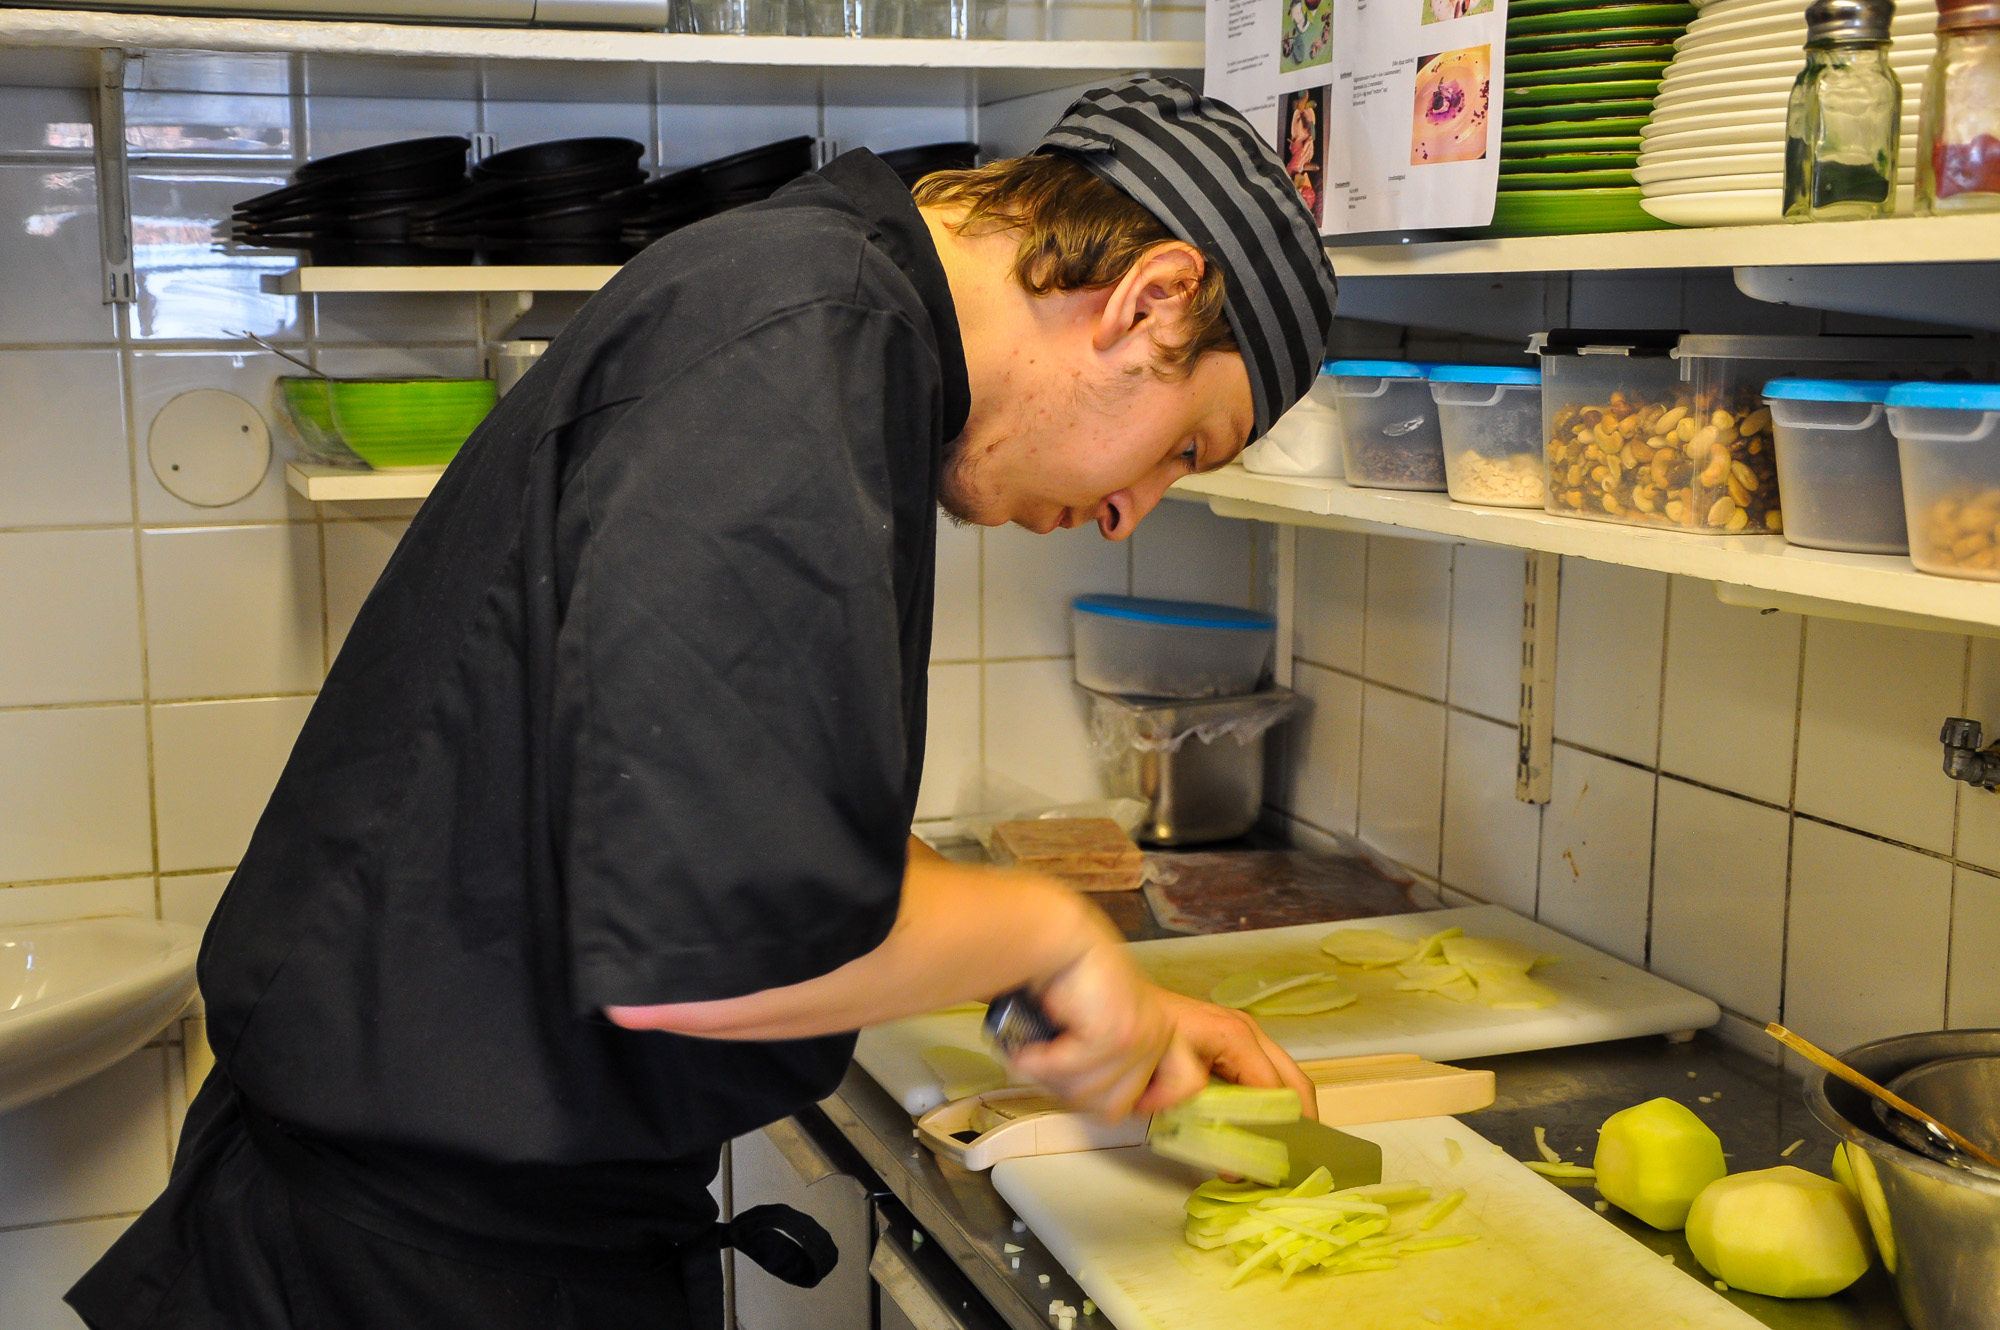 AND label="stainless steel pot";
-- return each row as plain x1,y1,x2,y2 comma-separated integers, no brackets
1079,686,1298,846
1804,1030,2000,1330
